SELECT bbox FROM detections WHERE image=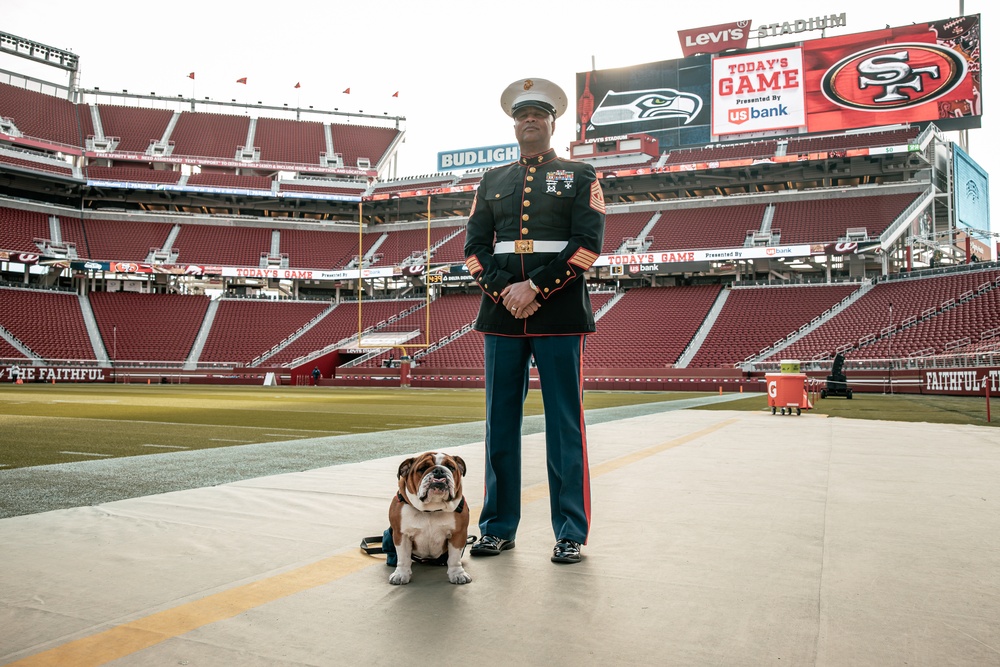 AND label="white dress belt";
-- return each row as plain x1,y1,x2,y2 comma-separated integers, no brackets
494,240,569,254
